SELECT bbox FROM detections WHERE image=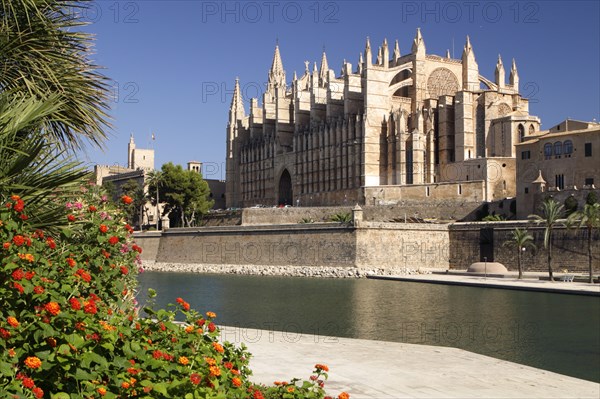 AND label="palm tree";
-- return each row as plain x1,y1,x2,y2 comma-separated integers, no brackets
567,203,600,283
504,228,536,279
529,198,565,282
146,170,163,230
0,0,110,150
0,92,90,231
